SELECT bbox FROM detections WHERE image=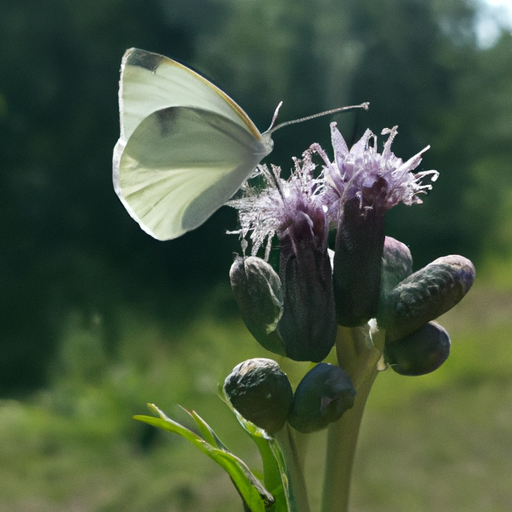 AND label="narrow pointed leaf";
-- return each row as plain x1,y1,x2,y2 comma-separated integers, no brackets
250,434,288,512
134,404,272,512
187,408,227,449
